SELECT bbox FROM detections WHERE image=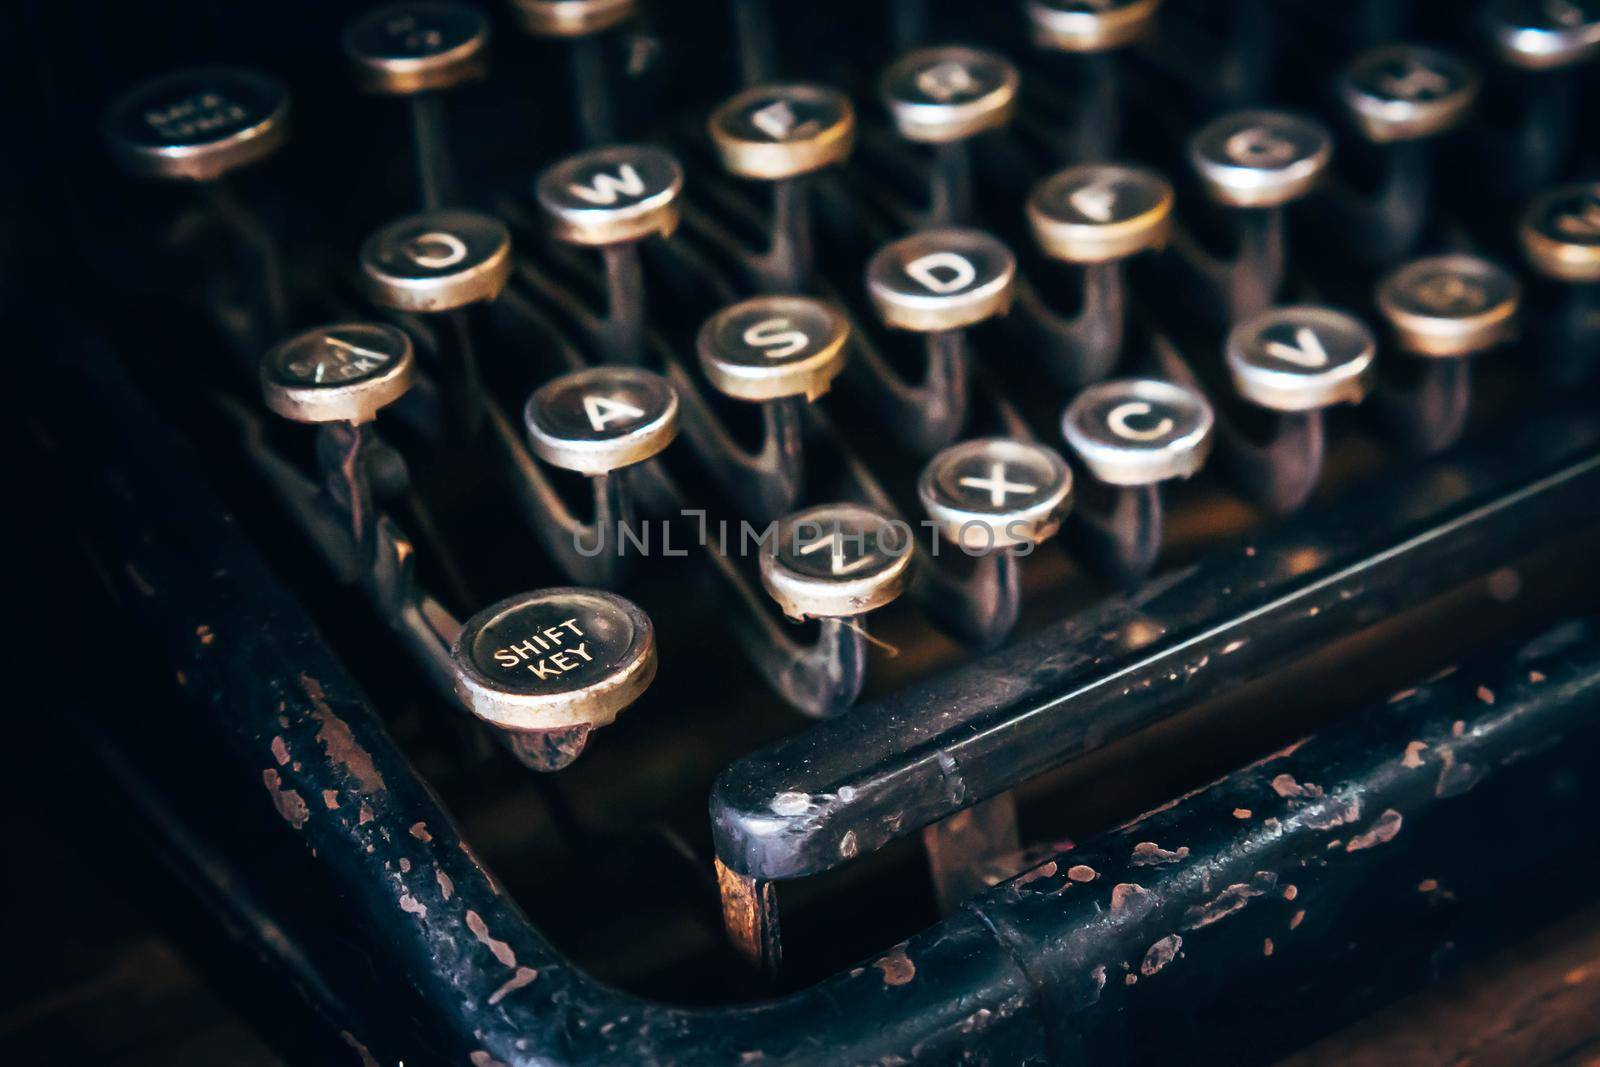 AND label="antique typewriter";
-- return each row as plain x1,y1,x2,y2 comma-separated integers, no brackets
12,0,1600,1063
